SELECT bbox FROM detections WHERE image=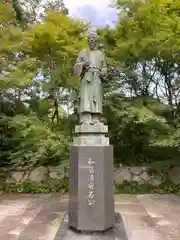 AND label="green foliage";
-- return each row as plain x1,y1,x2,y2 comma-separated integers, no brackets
0,114,69,168
104,94,179,166
115,0,180,60
116,181,180,195
109,0,180,109
0,4,38,90
0,178,69,193
0,180,180,195
0,3,16,24
99,0,180,171
0,3,85,168
25,11,87,88
1,0,180,176
12,0,26,23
